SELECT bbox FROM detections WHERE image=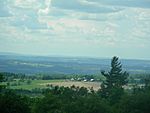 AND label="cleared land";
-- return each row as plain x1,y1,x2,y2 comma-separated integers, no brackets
6,80,101,91
40,80,101,90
